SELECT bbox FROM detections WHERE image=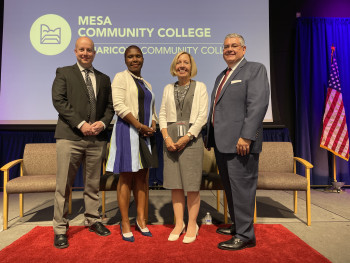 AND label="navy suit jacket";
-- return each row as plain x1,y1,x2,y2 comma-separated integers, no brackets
52,63,114,141
206,58,270,154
